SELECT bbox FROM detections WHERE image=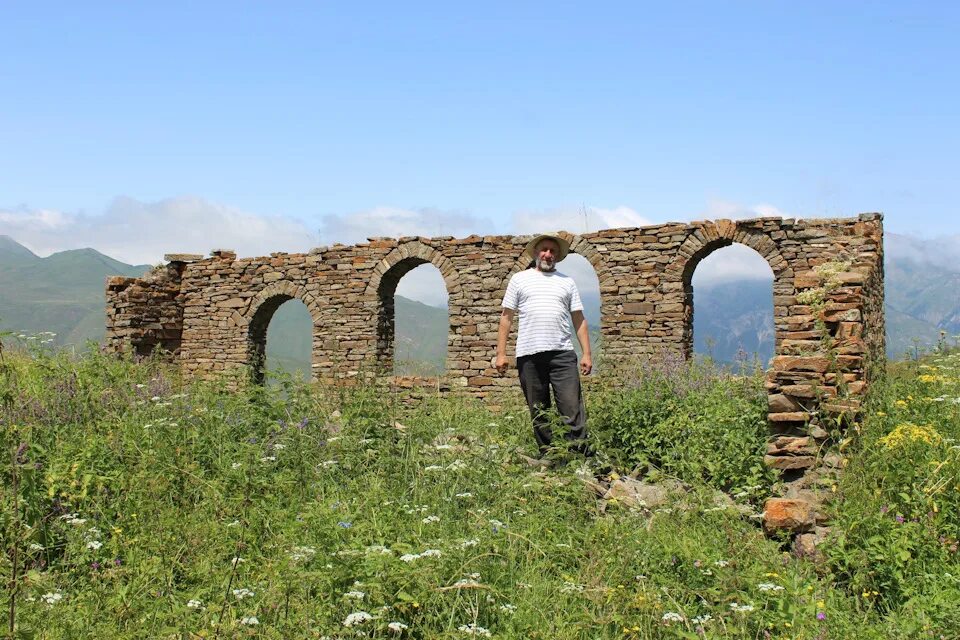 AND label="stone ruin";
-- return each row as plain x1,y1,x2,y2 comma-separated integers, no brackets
105,213,885,541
